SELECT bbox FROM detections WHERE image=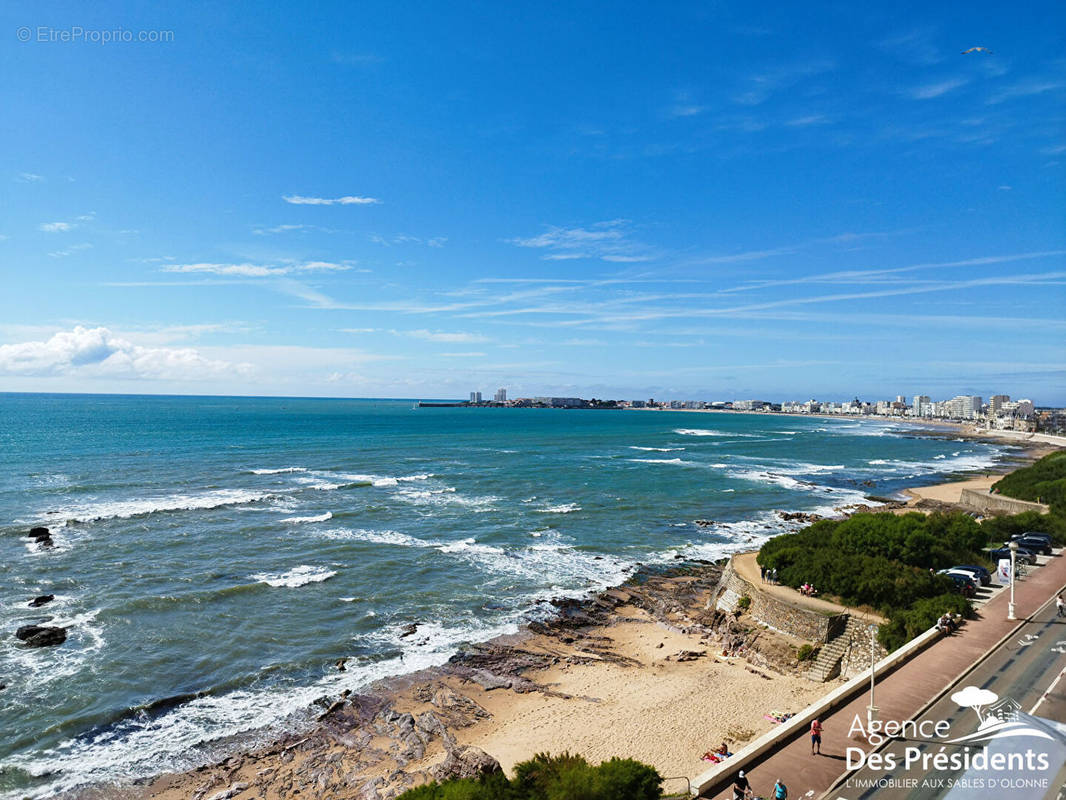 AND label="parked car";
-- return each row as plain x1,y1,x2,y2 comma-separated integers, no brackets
1010,532,1053,549
989,545,1037,565
942,572,977,597
1007,536,1052,556
949,565,992,586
